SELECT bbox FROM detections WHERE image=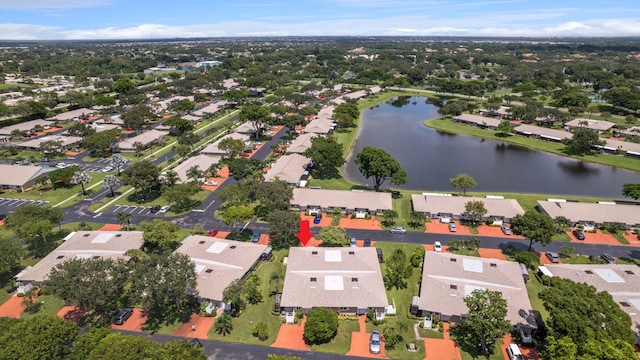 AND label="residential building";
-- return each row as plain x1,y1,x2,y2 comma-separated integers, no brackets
0,119,54,136
170,154,220,183
565,118,616,133
287,133,319,154
200,132,250,156
412,194,525,223
280,247,388,316
514,124,572,142
116,129,169,152
15,231,144,293
0,164,56,192
263,154,310,186
417,252,536,335
290,188,392,216
537,200,640,229
192,101,228,117
17,135,83,151
452,114,502,129
48,108,95,122
174,235,267,307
